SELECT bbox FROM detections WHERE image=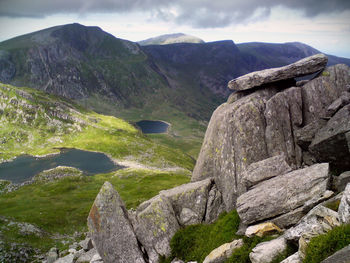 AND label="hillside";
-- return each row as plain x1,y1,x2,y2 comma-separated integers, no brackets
0,82,195,261
138,33,205,46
